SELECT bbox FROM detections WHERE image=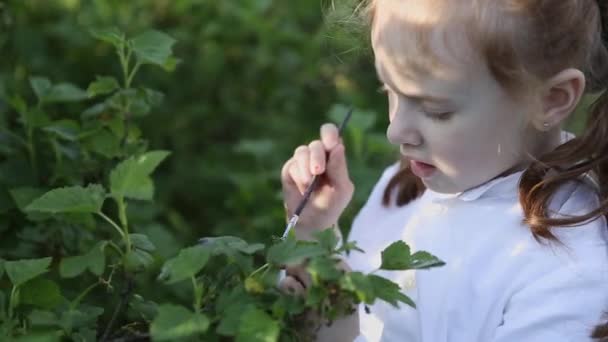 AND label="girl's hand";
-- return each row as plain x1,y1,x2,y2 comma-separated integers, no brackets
279,262,359,342
280,123,355,240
